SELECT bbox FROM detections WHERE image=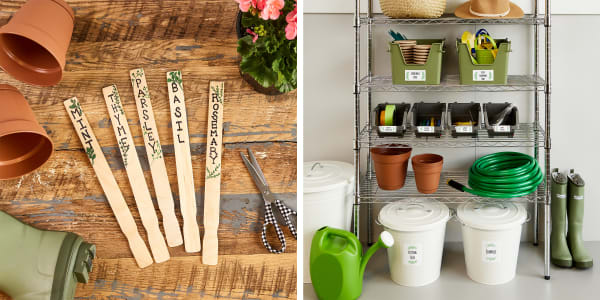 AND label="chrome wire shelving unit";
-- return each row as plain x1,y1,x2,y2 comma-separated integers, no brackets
352,0,552,279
